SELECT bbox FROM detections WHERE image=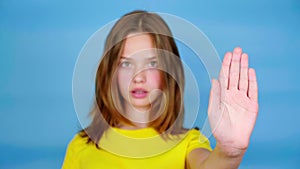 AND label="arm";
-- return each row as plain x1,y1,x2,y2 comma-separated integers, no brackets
62,134,82,169
188,47,259,169
187,145,245,169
